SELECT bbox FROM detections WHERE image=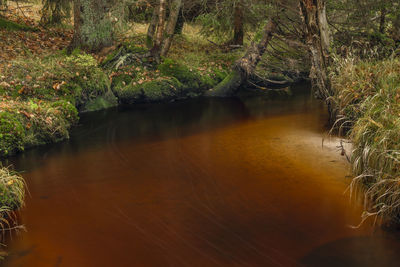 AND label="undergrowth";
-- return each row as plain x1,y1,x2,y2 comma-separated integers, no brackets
332,56,400,224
